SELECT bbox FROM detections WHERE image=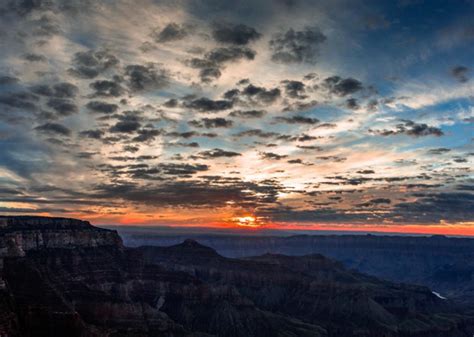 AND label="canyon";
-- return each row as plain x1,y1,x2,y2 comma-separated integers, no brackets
0,216,473,337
